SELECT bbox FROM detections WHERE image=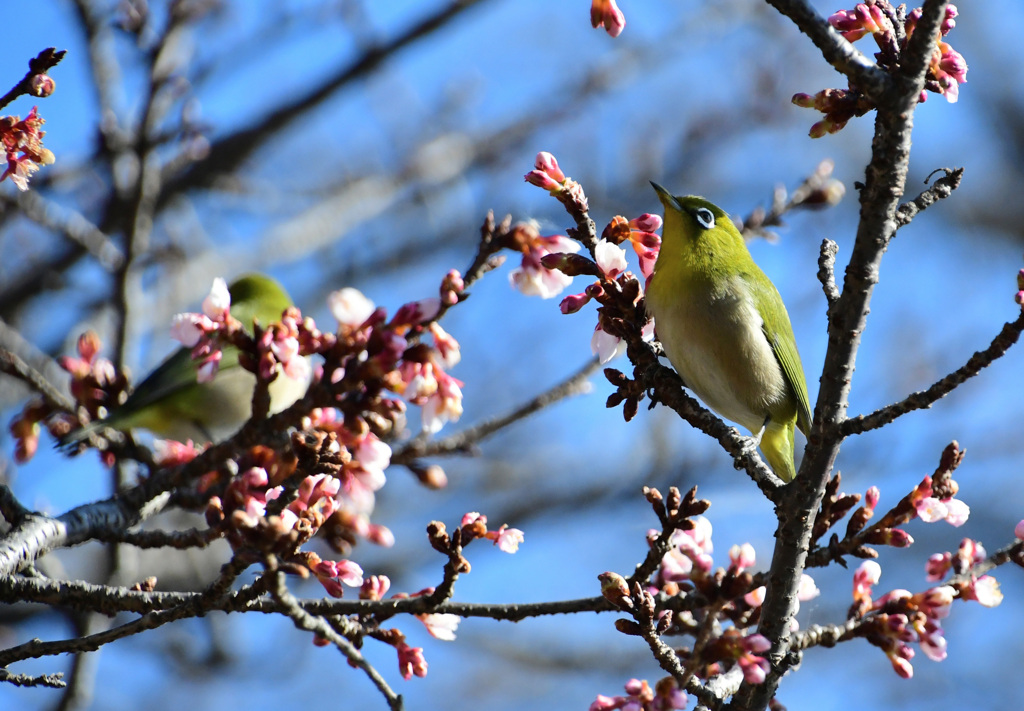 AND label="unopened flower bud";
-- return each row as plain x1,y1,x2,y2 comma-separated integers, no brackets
30,74,55,97
524,169,562,192
598,572,632,609
614,619,643,636
534,151,565,182
539,252,600,277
